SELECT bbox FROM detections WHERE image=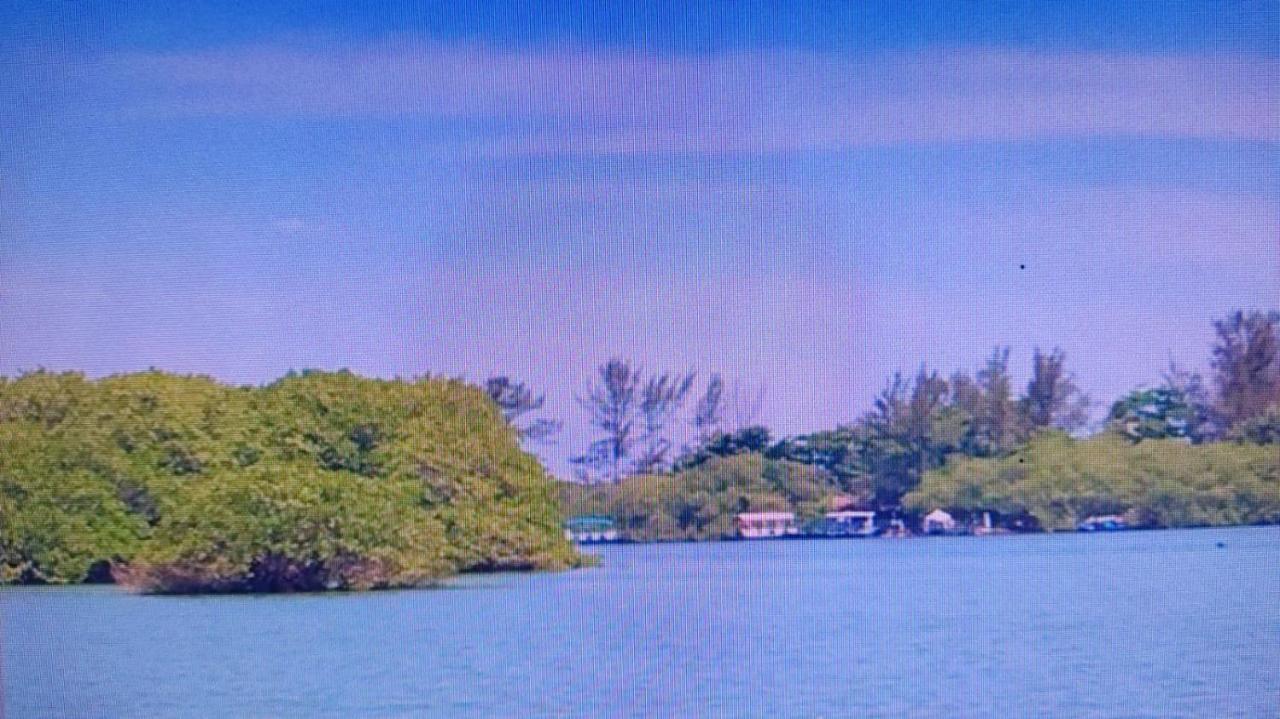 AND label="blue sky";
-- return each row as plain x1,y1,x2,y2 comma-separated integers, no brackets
2,1,1277,473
